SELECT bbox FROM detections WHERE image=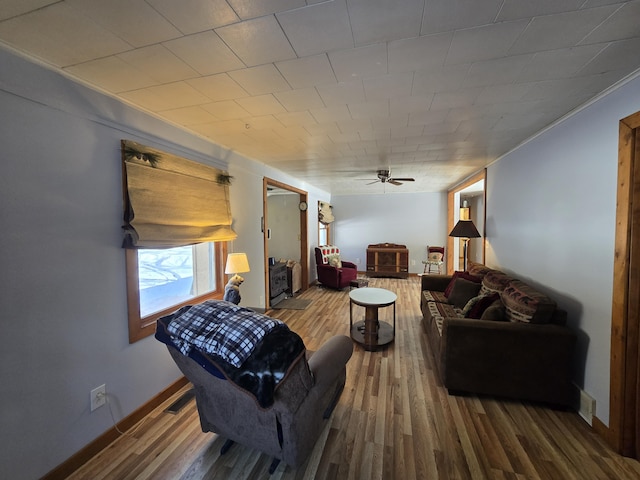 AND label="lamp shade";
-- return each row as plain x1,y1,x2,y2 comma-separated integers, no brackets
449,220,481,238
225,253,250,274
